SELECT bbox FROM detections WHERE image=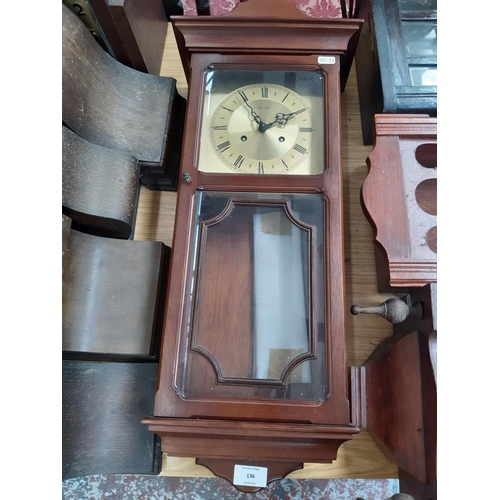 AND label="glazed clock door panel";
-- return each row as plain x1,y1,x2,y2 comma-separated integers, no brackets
198,69,325,175
176,191,326,402
152,53,351,427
